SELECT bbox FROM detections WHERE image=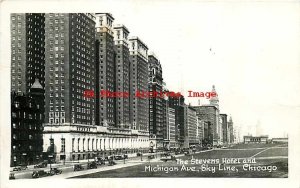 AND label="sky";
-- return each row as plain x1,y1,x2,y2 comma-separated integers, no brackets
106,0,300,139
1,0,300,139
